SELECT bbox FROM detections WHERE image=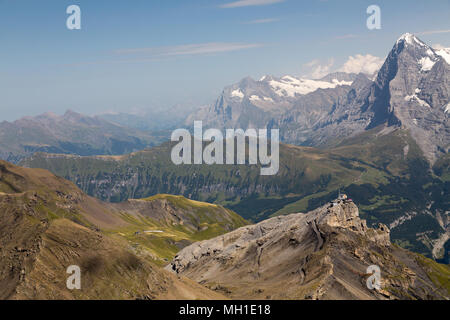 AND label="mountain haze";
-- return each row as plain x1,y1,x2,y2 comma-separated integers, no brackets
0,110,165,163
